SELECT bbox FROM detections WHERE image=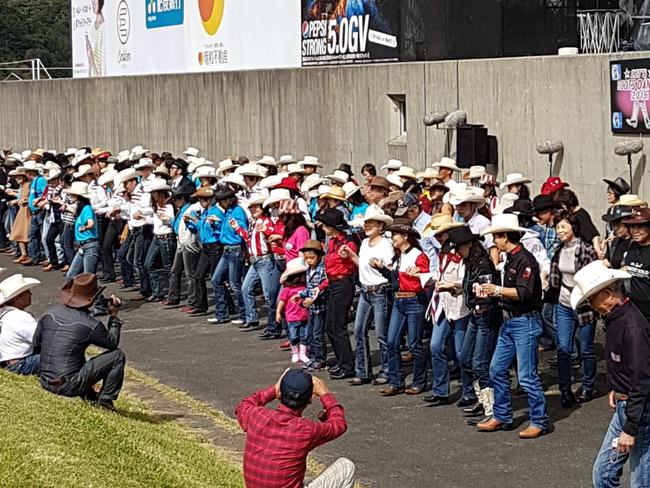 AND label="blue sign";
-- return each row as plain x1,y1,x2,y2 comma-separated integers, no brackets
146,0,184,29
